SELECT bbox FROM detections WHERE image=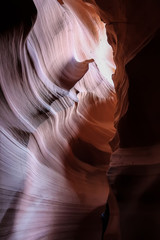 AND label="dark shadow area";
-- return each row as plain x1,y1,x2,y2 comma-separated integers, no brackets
70,138,110,167
118,29,160,147
74,206,105,240
0,191,22,239
108,163,160,240
0,1,37,35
